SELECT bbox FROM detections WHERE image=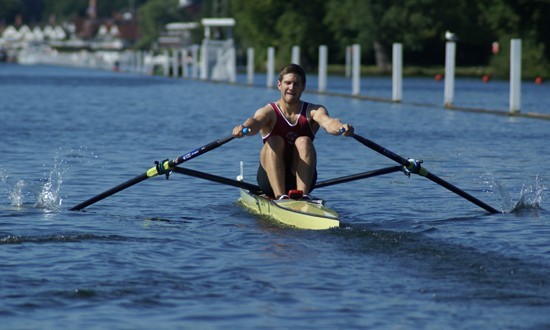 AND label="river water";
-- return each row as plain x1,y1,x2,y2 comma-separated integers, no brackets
1,64,548,329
